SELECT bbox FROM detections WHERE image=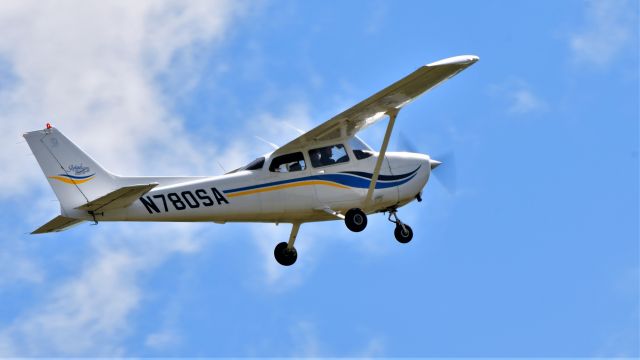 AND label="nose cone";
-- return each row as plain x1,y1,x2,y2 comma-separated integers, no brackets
430,159,442,170
414,153,431,171
388,152,430,175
